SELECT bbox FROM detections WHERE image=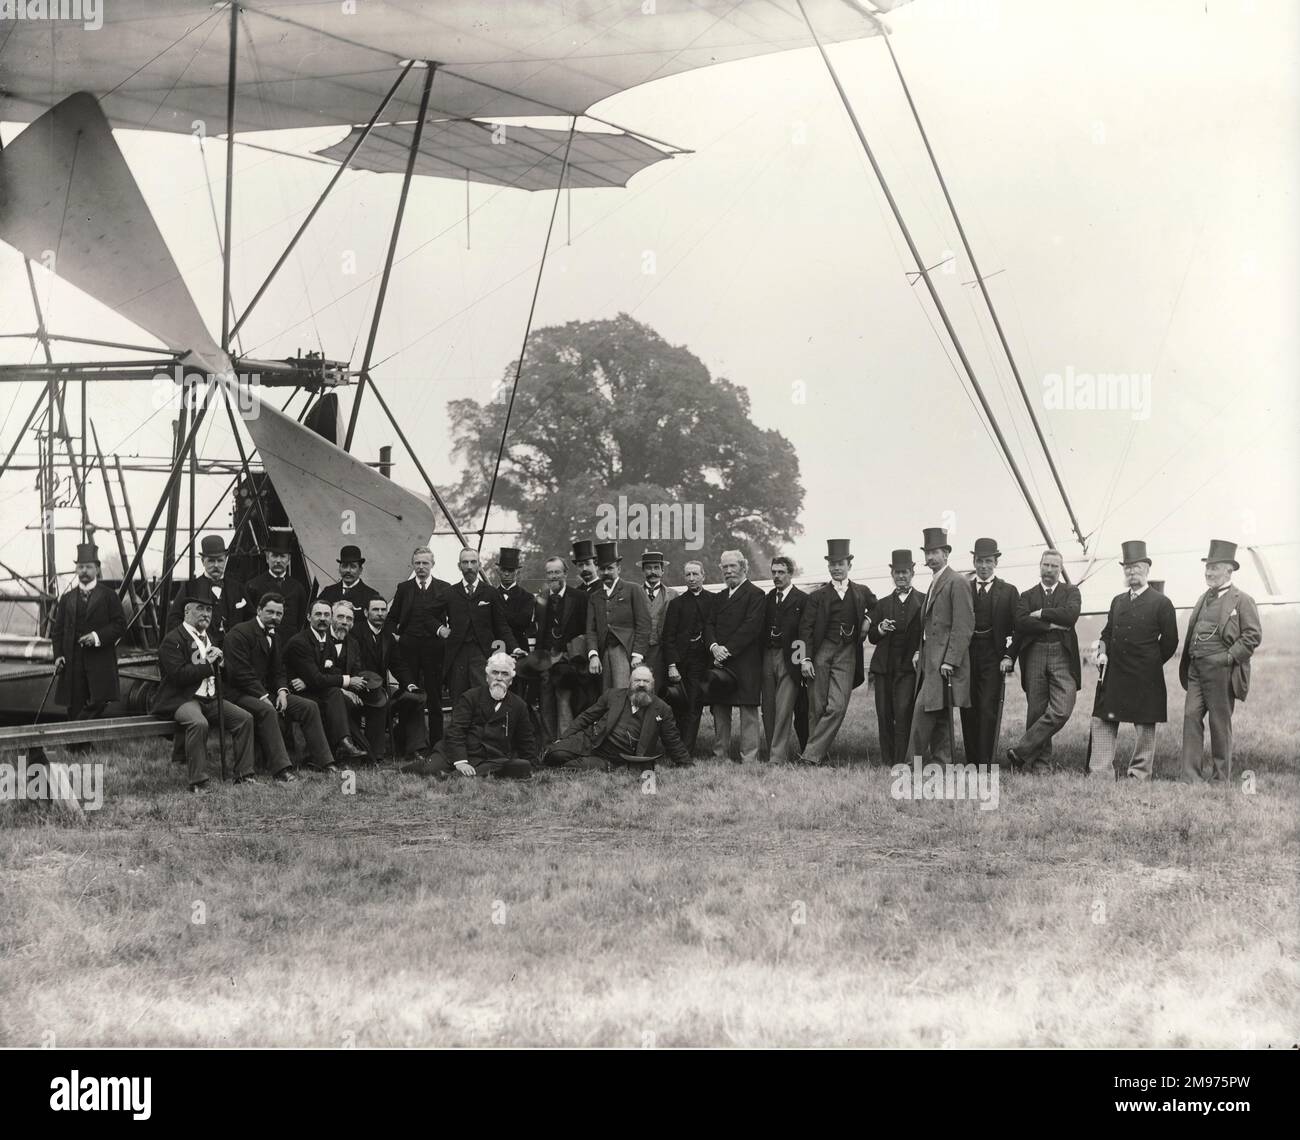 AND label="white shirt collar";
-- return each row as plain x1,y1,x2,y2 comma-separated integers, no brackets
831,579,849,597
182,622,209,644
1129,584,1149,598
605,577,620,594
